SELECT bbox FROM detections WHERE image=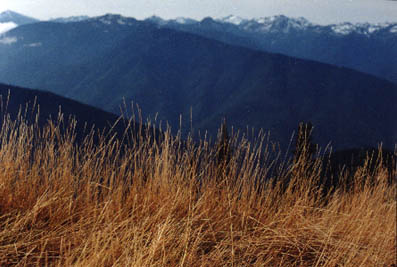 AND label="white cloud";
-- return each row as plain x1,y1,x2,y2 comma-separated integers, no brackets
0,22,17,34
24,42,42,47
0,36,17,45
